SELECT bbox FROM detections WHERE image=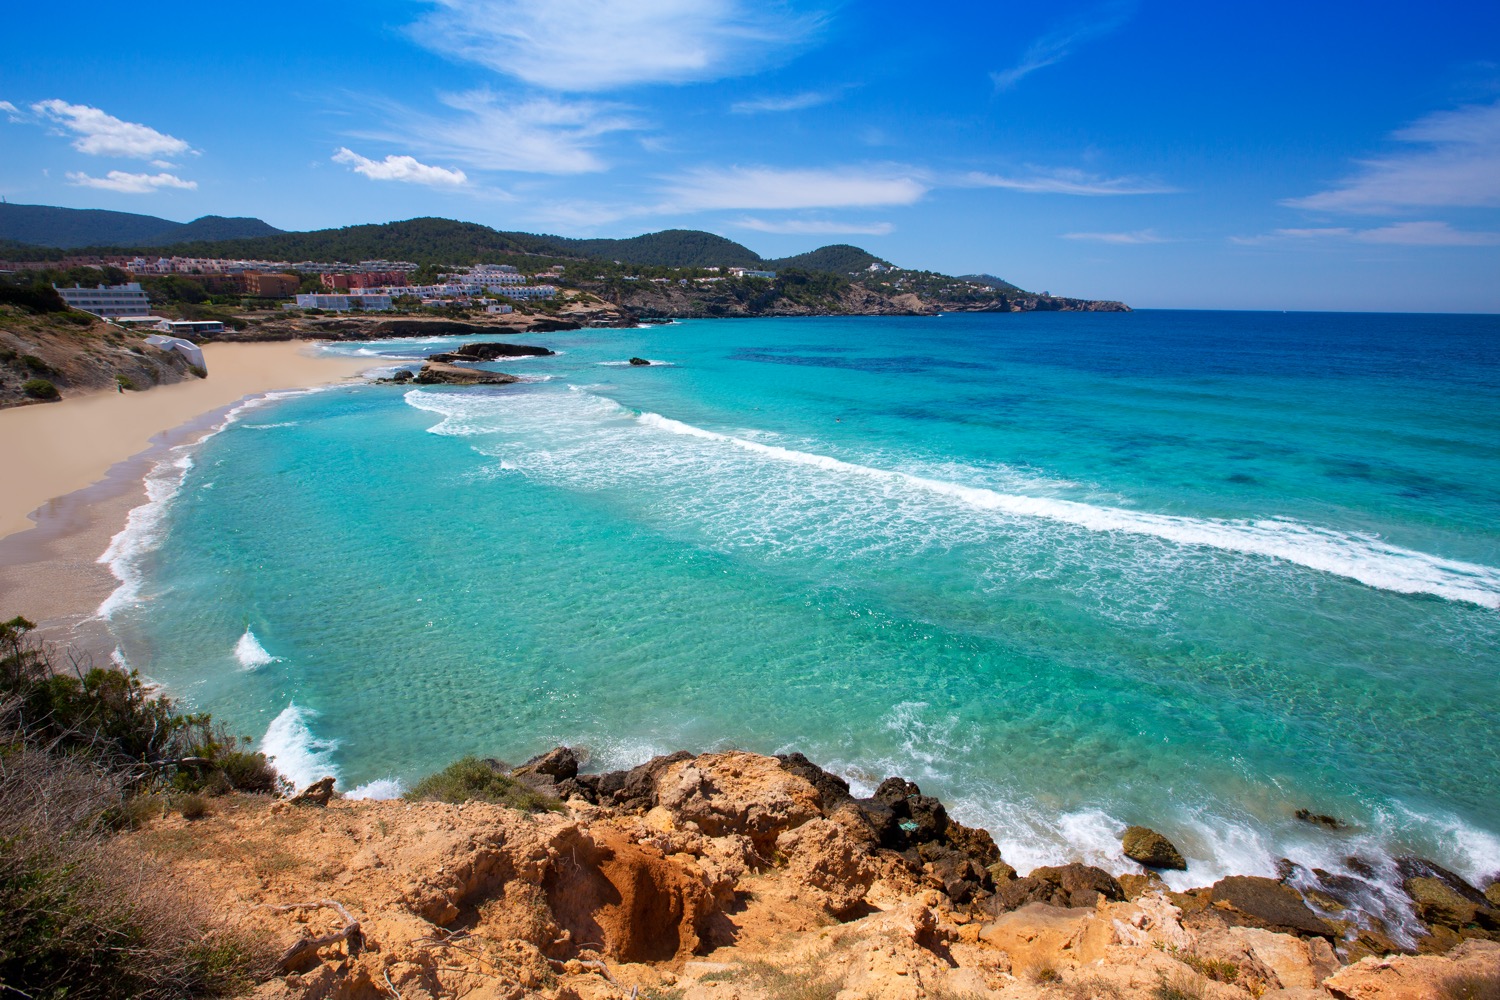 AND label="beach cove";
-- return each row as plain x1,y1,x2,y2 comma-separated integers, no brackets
2,309,1498,953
